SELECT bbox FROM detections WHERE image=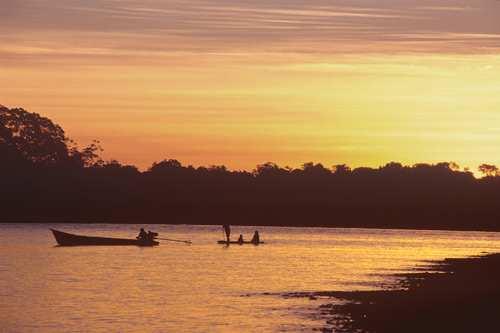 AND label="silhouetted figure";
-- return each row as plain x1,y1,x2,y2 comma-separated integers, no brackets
147,231,158,241
222,224,231,243
137,228,148,241
237,234,244,244
251,230,260,244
